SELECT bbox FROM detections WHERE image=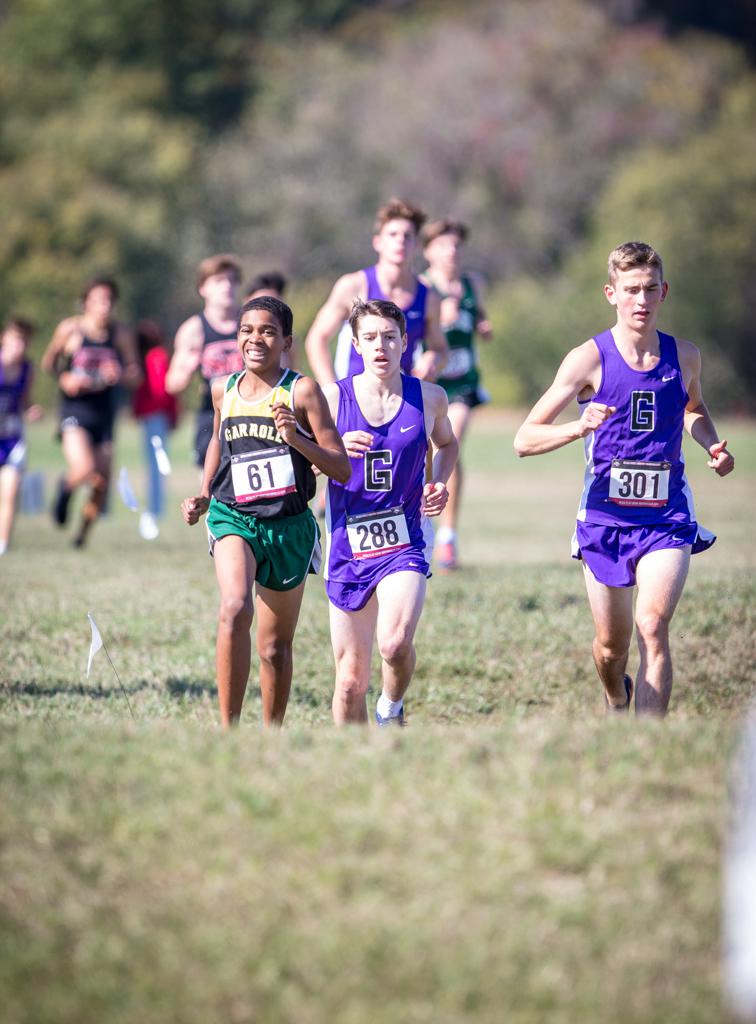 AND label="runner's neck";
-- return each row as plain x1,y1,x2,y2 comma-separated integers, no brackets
204,302,238,330
375,261,417,295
